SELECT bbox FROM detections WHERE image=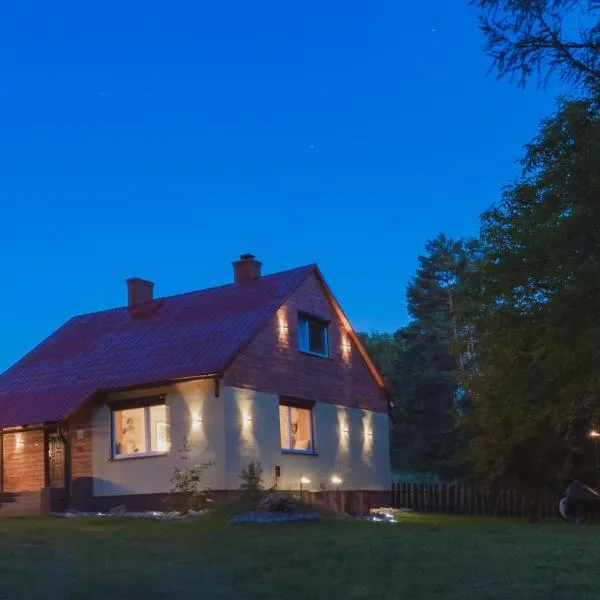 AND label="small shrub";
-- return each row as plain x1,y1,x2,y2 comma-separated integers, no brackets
170,438,214,511
238,462,264,500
